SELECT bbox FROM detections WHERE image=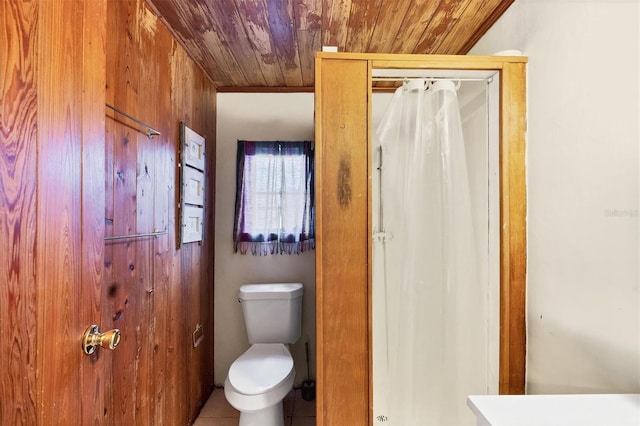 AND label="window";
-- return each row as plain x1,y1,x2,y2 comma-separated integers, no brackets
233,141,315,255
